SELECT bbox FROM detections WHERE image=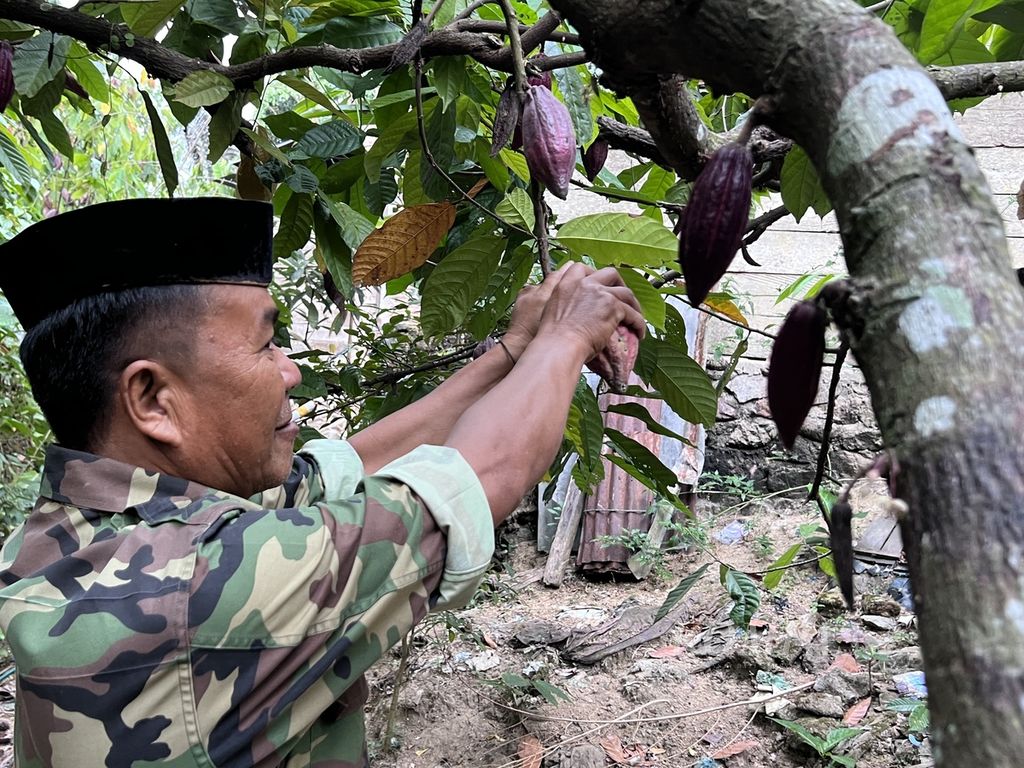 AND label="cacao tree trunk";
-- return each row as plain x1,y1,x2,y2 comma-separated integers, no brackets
547,0,1024,764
